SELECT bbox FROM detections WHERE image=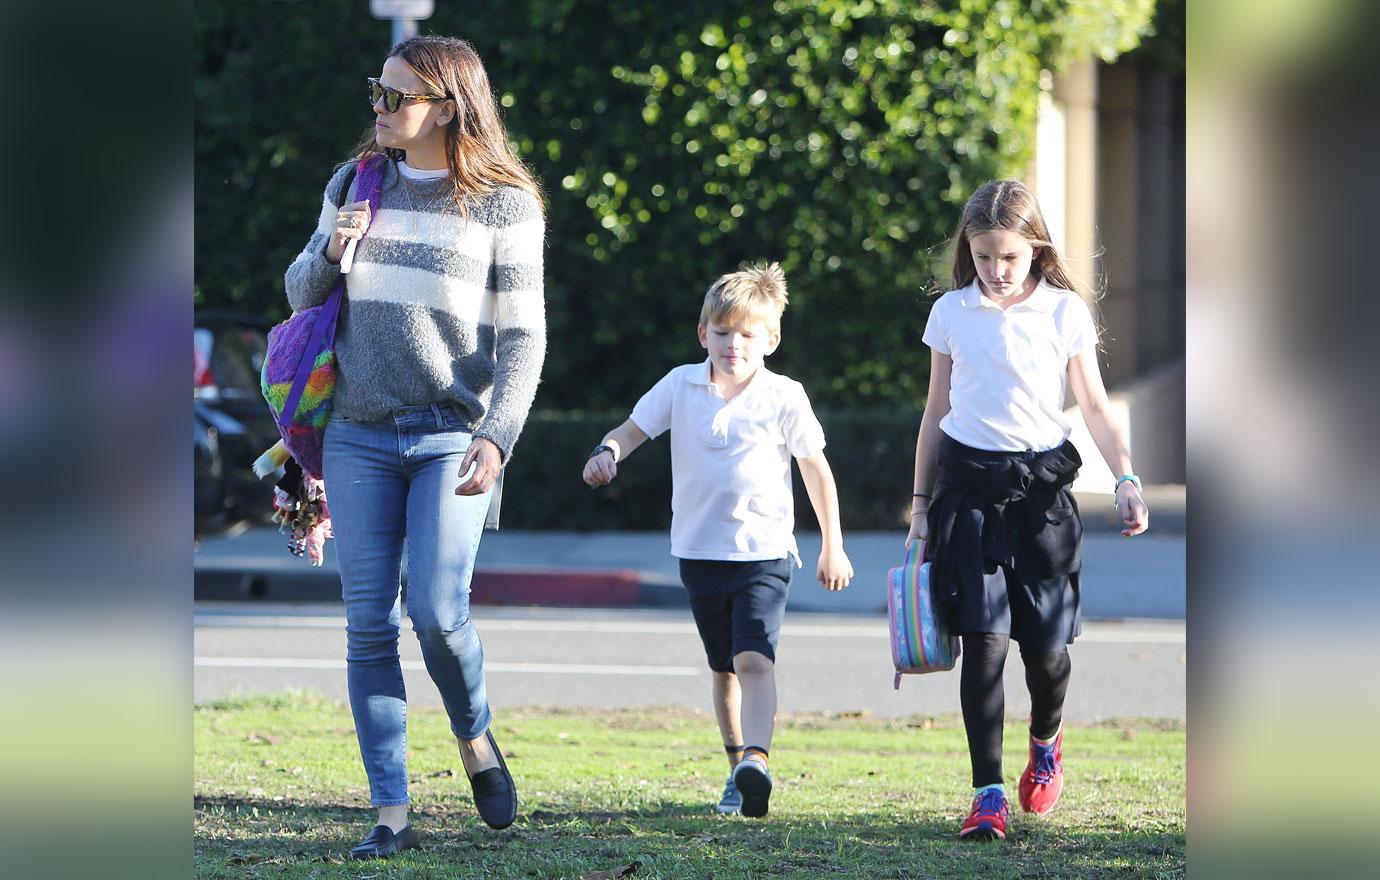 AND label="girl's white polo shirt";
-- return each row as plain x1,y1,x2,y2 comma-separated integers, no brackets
630,360,826,563
922,279,1098,452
